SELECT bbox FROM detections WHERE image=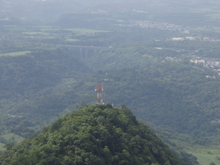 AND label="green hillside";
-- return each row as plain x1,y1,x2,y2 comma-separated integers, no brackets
63,59,220,145
0,104,194,165
0,48,92,140
1,0,220,164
